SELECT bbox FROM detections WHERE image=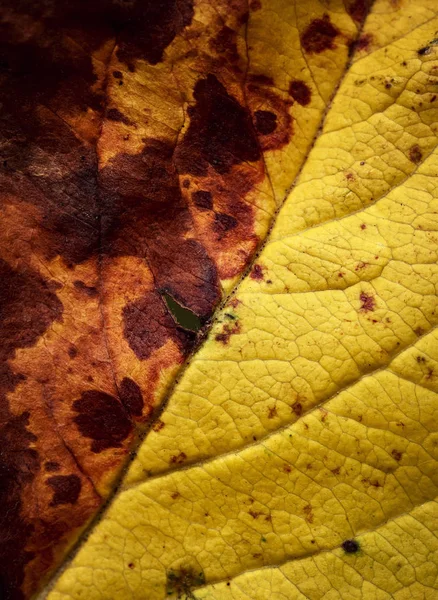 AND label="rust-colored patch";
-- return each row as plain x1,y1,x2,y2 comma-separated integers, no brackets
171,491,181,500
359,292,375,312
409,144,423,164
153,419,166,432
47,475,82,507
301,14,340,54
106,108,133,125
73,391,133,453
283,464,292,473
45,462,60,473
303,504,314,523
288,80,311,106
355,261,368,271
209,25,240,66
360,223,367,230
170,452,187,465
331,467,341,475
250,264,264,280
